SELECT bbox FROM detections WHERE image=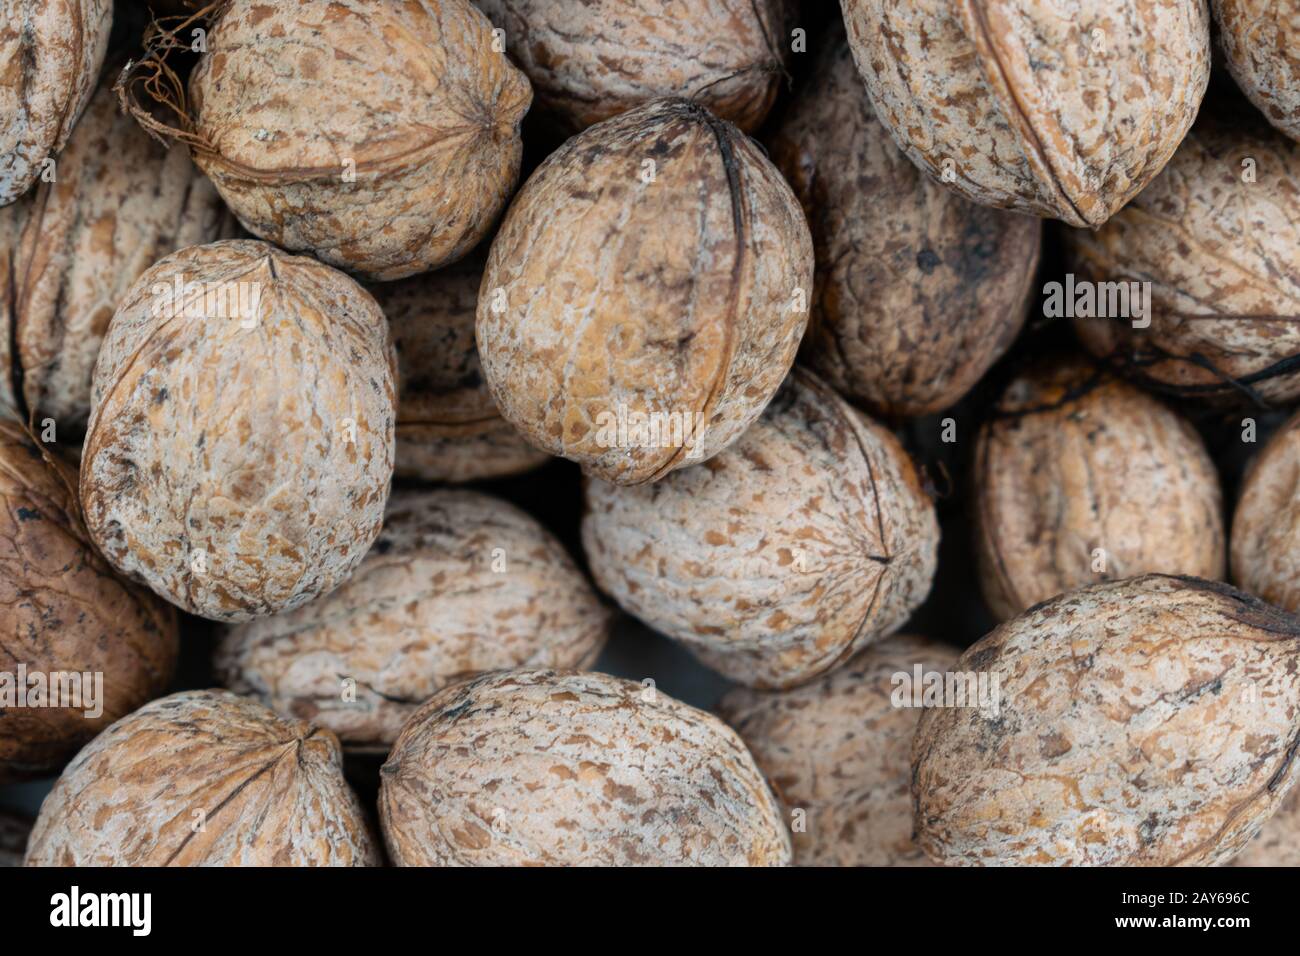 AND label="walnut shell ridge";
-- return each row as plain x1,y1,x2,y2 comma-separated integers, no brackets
913,575,1300,866
1214,0,1300,143
719,633,960,866
1231,408,1300,614
80,239,397,622
0,0,111,205
478,97,814,485
185,0,532,281
840,0,1210,227
215,488,610,752
379,668,792,866
24,689,380,866
0,420,178,781
975,359,1225,621
769,35,1041,418
582,369,939,689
